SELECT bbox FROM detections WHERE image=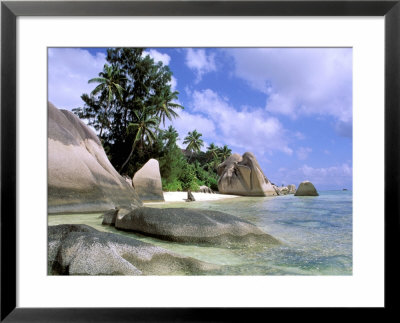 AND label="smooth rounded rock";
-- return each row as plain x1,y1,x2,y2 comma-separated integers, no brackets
102,209,119,226
48,224,217,275
279,187,289,195
48,102,142,214
132,159,164,202
294,181,319,196
217,152,277,196
102,208,134,226
115,207,280,246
